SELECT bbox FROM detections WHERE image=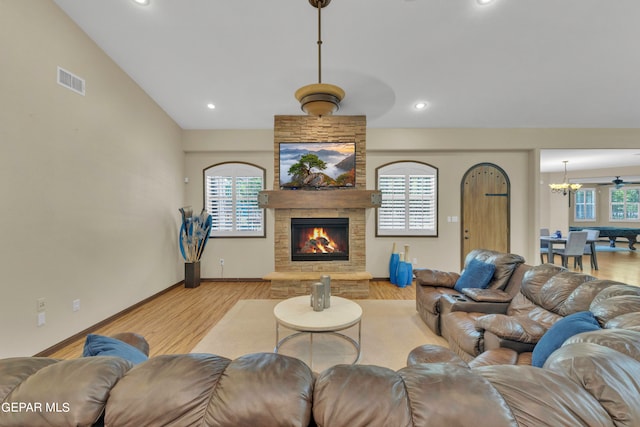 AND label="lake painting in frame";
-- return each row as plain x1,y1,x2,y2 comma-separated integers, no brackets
279,142,356,189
